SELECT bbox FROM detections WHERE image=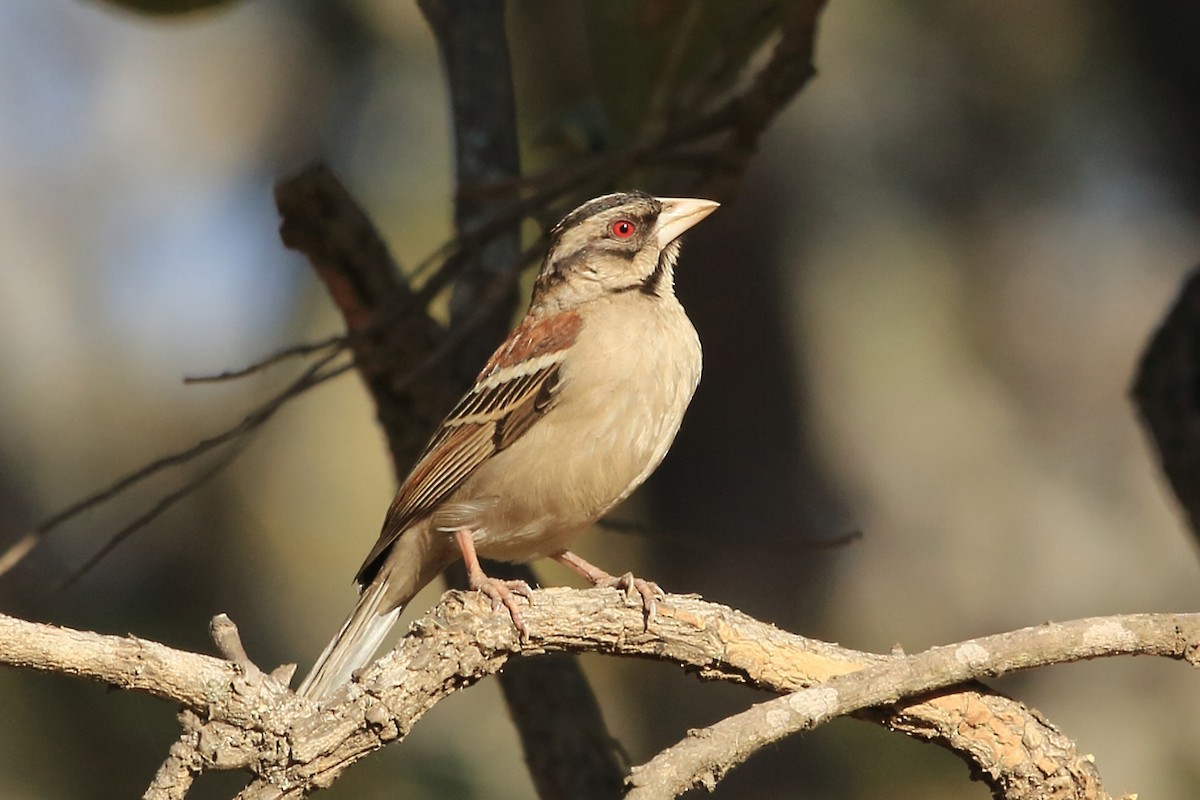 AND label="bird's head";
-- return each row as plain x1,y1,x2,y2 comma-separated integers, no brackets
533,192,719,309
